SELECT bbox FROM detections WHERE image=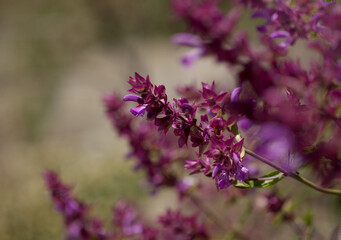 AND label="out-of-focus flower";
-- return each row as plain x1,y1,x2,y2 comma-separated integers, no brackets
44,170,109,240
159,209,210,240
269,30,292,49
